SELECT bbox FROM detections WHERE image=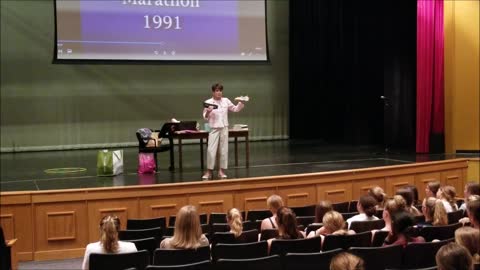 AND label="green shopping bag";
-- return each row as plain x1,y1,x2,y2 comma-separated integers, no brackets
97,150,123,176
